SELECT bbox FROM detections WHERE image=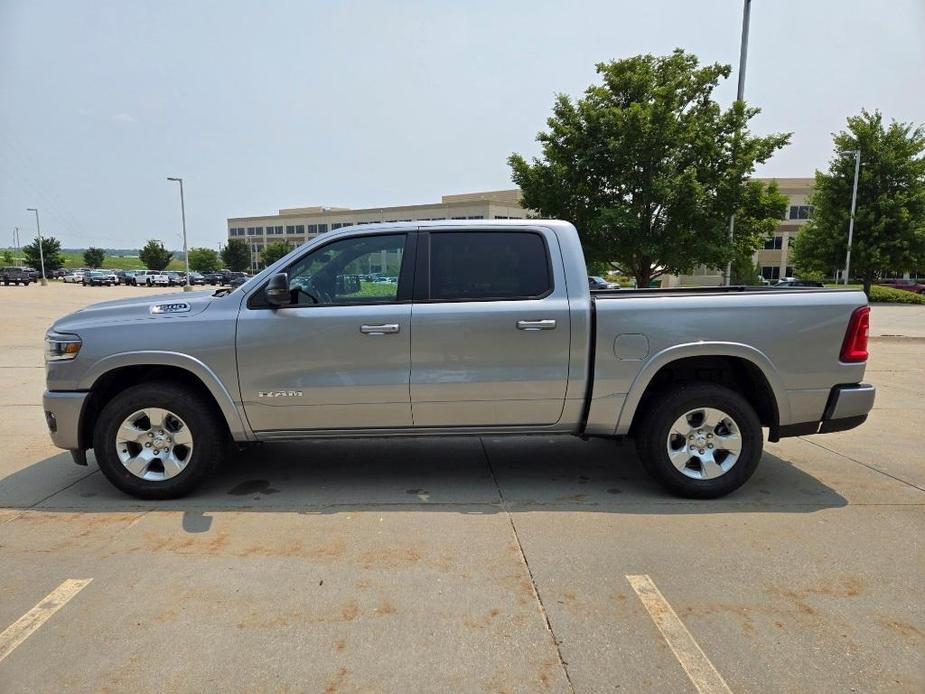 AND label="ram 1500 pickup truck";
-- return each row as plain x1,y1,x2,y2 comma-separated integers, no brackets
42,220,876,499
